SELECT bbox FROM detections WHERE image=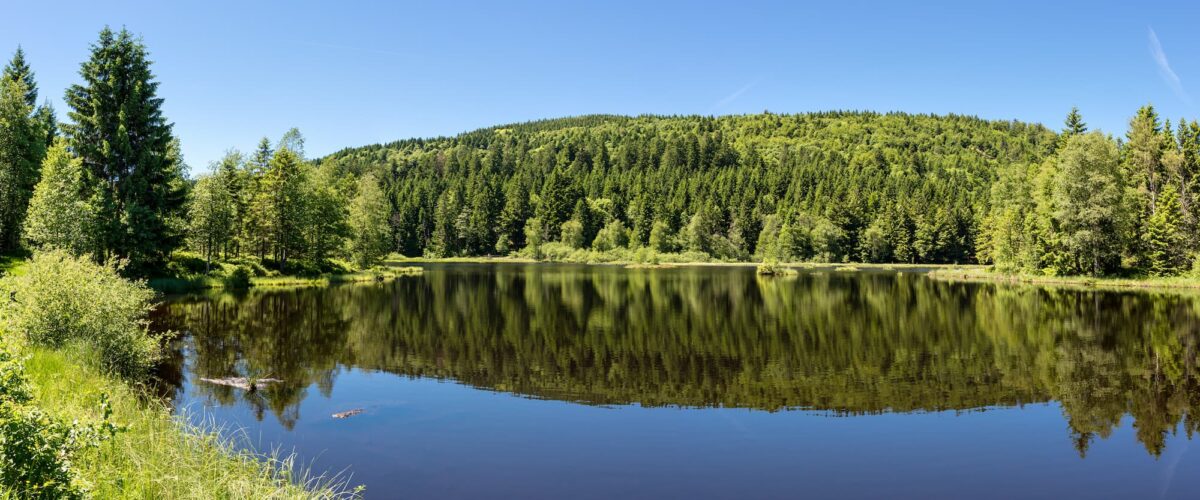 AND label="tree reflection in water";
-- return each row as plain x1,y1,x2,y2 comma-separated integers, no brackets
153,264,1200,458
